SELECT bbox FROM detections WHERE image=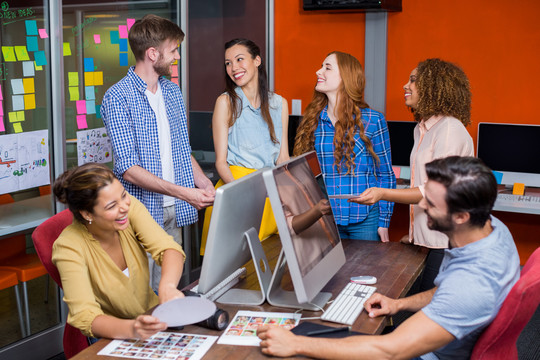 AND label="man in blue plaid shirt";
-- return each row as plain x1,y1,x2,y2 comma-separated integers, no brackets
101,15,215,291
